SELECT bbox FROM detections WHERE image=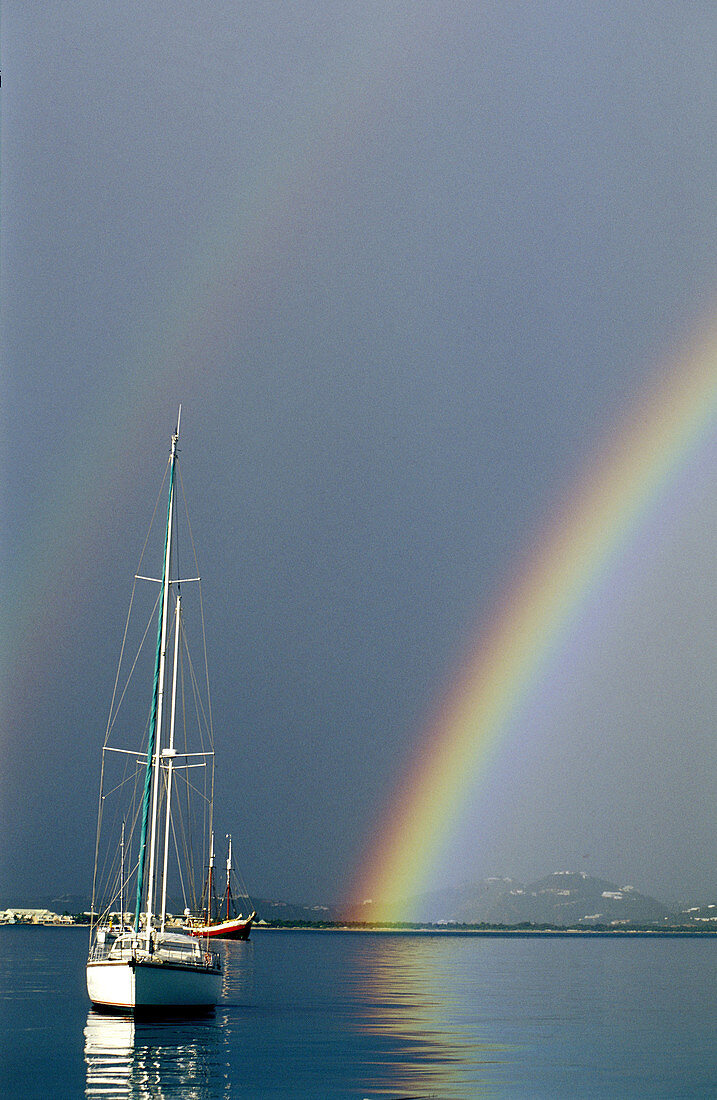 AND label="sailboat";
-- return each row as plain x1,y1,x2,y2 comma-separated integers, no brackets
185,833,255,940
86,410,222,1012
